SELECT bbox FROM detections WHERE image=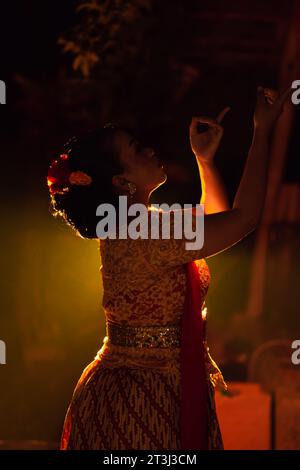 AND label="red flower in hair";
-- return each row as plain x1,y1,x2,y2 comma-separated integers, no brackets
47,154,71,195
47,154,92,195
